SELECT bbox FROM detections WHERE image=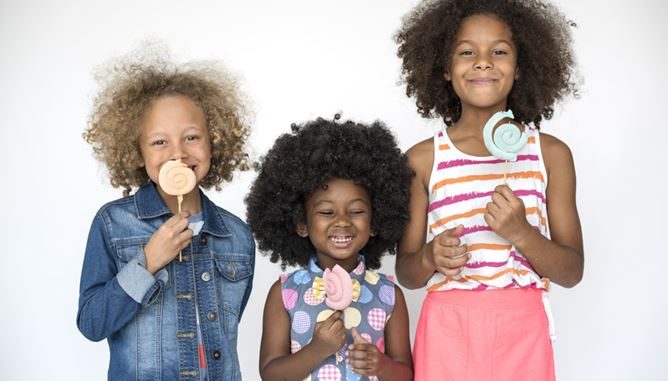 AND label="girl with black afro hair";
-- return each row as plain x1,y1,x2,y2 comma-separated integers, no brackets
394,1,584,380
247,117,414,381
